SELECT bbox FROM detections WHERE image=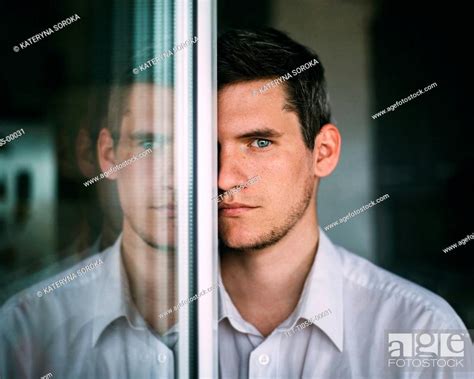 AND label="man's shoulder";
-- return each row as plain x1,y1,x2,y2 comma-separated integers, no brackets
0,249,109,325
0,247,114,377
335,244,465,328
